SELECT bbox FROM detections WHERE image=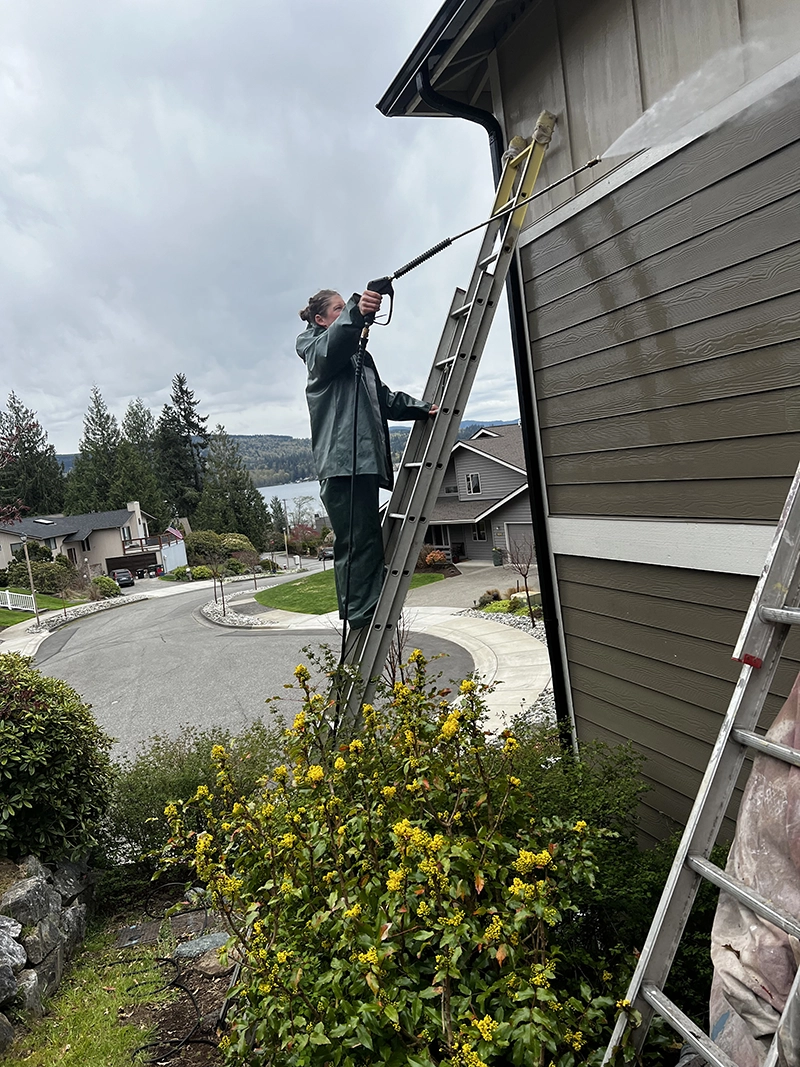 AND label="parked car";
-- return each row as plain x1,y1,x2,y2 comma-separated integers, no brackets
110,568,135,587
317,546,334,561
